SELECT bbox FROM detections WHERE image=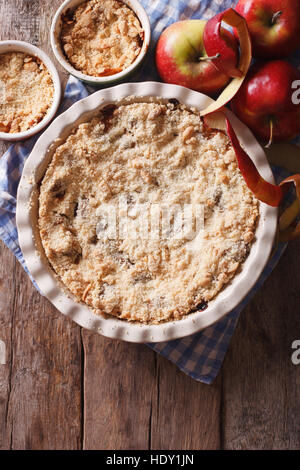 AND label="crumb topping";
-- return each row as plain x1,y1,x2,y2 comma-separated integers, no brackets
38,97,259,324
61,0,144,77
0,52,54,134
